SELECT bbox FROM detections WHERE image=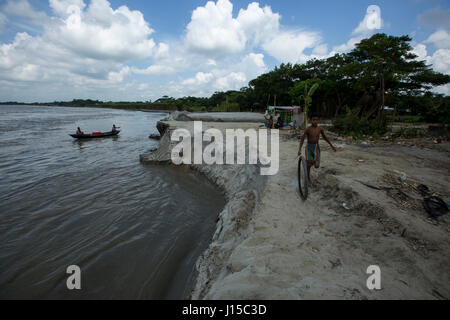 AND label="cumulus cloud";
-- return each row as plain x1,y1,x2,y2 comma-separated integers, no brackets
425,29,450,49
262,30,322,63
49,0,87,18
412,42,450,75
185,0,246,55
411,42,450,95
185,0,280,55
427,49,450,75
182,72,214,86
44,0,156,61
132,64,176,76
236,2,280,47
3,0,49,25
185,0,324,64
214,72,246,91
239,53,266,78
411,43,428,61
0,0,165,101
172,52,267,97
331,5,383,54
